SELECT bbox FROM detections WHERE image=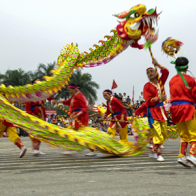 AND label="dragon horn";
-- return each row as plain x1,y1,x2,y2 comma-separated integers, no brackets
93,44,99,48
110,29,117,34
98,40,106,45
104,35,112,40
